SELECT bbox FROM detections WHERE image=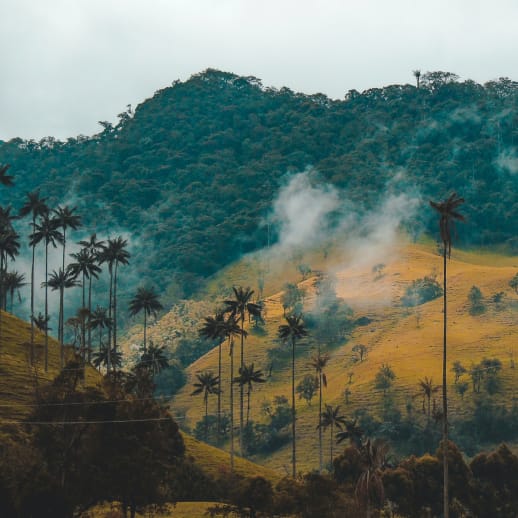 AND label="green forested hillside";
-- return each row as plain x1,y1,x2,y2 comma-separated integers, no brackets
1,69,517,297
